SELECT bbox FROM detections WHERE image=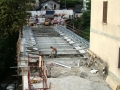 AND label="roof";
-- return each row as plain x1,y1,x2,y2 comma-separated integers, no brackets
42,0,60,4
